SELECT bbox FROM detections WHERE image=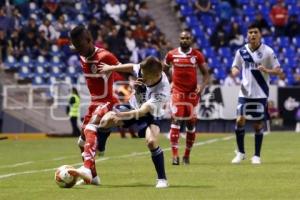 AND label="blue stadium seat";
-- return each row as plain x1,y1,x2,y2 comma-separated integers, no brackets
18,66,32,80
176,0,188,6
32,76,45,85
3,55,18,70
292,37,300,47
180,5,194,17
50,66,62,78
186,16,199,29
